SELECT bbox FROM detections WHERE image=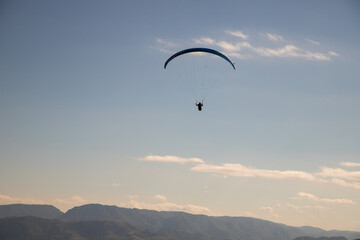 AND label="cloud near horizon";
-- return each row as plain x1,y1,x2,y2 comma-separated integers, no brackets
140,155,360,190
139,155,204,164
121,196,212,215
341,162,360,167
294,192,355,204
0,194,89,212
0,194,45,205
190,163,318,181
